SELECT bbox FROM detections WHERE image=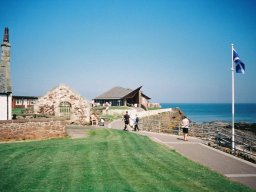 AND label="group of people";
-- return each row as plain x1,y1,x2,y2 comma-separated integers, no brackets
123,111,190,141
123,111,140,131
